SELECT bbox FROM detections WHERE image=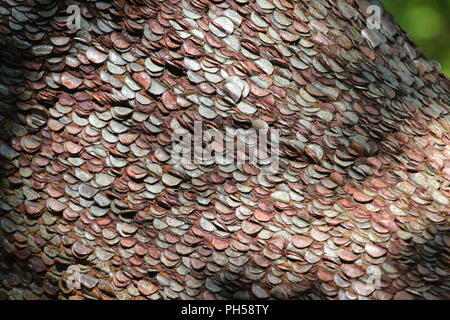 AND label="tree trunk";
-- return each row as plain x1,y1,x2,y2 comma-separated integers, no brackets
0,0,448,300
